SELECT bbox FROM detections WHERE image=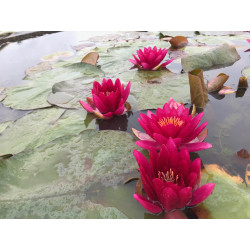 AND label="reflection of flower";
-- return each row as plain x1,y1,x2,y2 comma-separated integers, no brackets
79,78,131,119
129,46,174,70
133,138,215,213
133,98,211,152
